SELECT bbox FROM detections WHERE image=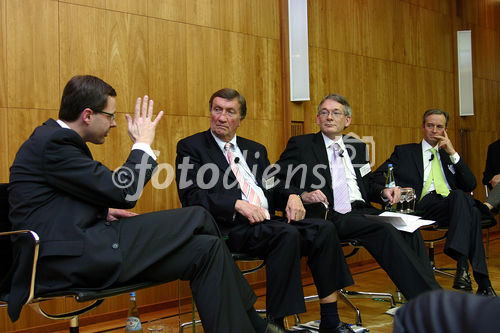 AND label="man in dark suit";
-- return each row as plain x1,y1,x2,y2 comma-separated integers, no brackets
483,139,500,212
393,289,500,333
373,109,496,296
8,75,283,333
275,94,440,301
176,88,355,333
